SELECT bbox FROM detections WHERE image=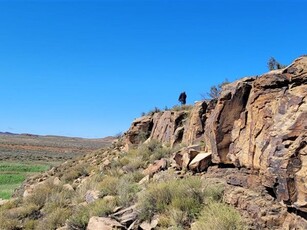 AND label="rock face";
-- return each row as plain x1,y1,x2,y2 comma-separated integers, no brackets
204,56,307,212
124,103,213,150
124,56,307,214
124,116,153,148
182,101,207,145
